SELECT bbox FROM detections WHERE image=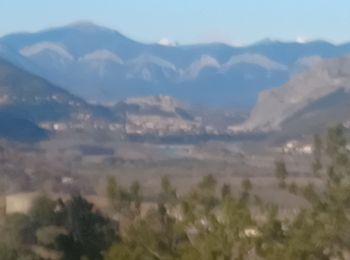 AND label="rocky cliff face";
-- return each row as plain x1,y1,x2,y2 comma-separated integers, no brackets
119,96,204,136
230,55,350,133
